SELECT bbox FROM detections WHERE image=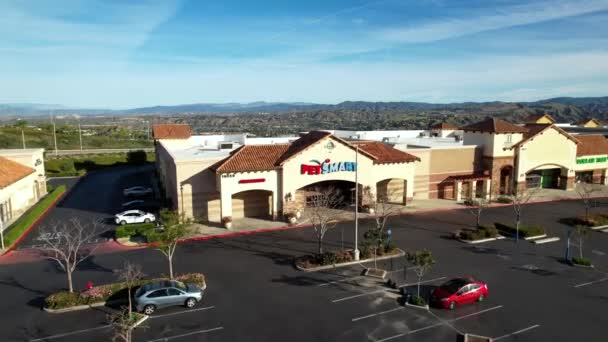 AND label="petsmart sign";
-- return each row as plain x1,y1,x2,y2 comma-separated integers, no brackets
301,159,357,175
